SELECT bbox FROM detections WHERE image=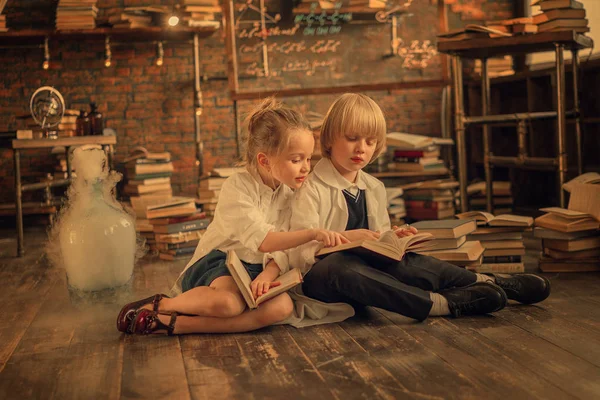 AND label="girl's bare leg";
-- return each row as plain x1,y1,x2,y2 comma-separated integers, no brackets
150,293,294,334
143,276,247,318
